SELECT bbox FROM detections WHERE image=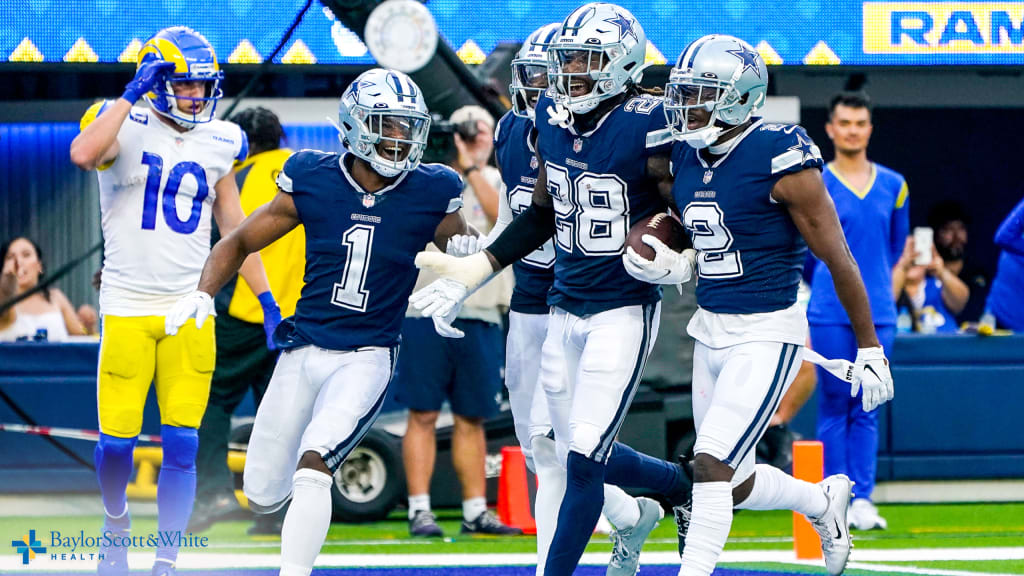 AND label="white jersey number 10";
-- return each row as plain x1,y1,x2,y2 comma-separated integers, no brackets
140,152,209,235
